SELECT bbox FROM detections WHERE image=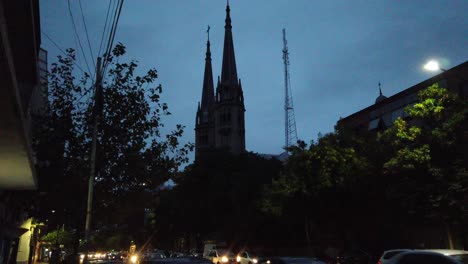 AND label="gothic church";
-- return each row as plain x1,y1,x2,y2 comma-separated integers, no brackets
195,2,246,159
